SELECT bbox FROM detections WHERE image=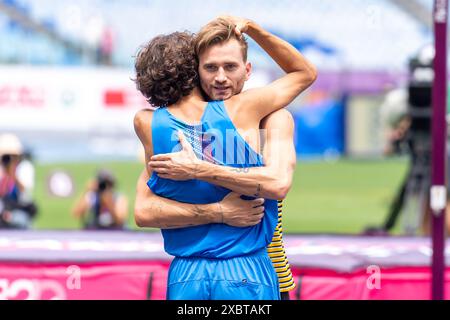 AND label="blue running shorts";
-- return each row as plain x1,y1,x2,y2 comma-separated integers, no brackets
166,249,280,300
